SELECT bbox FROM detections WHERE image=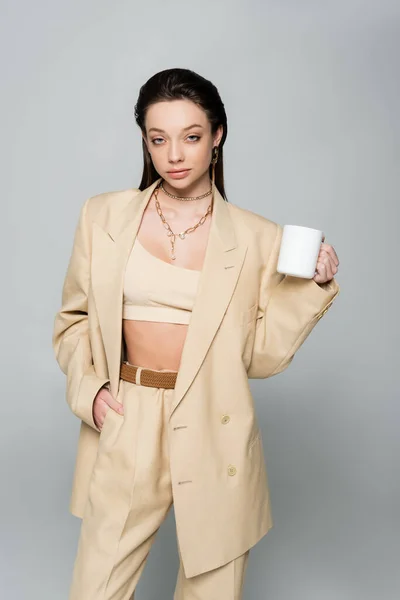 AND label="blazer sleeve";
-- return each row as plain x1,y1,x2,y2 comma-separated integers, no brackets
52,197,109,432
247,223,340,379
